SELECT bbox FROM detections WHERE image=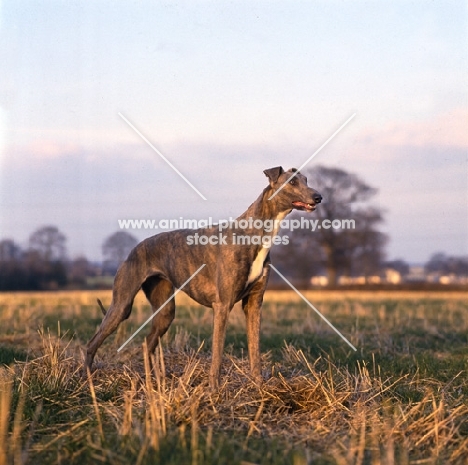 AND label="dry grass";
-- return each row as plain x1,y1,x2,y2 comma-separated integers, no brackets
0,291,467,464
2,289,467,308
